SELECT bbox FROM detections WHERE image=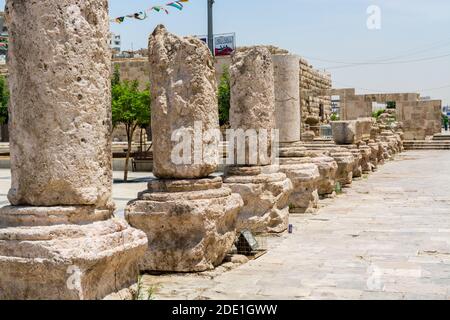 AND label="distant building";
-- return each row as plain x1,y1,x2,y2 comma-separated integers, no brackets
109,33,121,54
443,105,450,116
0,12,8,64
